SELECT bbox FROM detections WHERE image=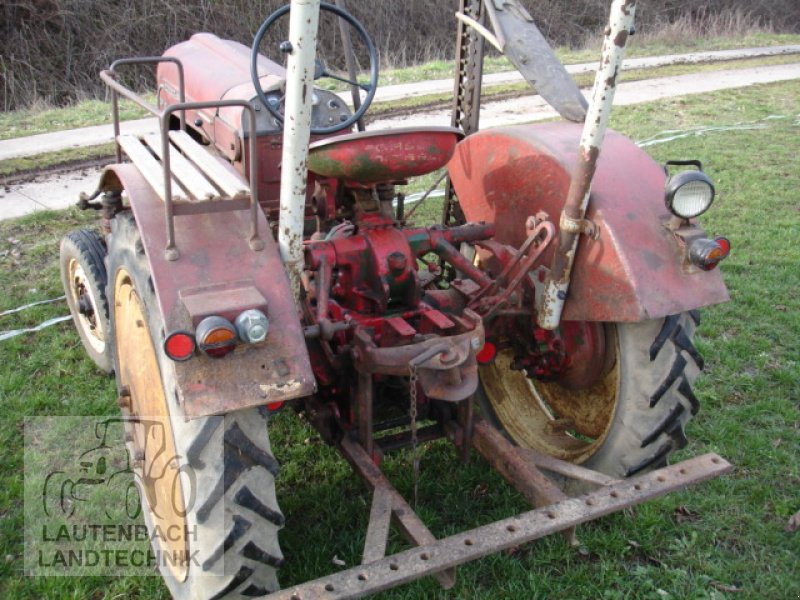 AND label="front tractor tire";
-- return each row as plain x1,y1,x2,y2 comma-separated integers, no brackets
479,313,703,479
60,229,113,373
107,213,285,599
